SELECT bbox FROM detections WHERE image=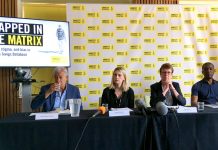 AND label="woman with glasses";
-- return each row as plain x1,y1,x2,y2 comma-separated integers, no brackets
150,63,186,108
